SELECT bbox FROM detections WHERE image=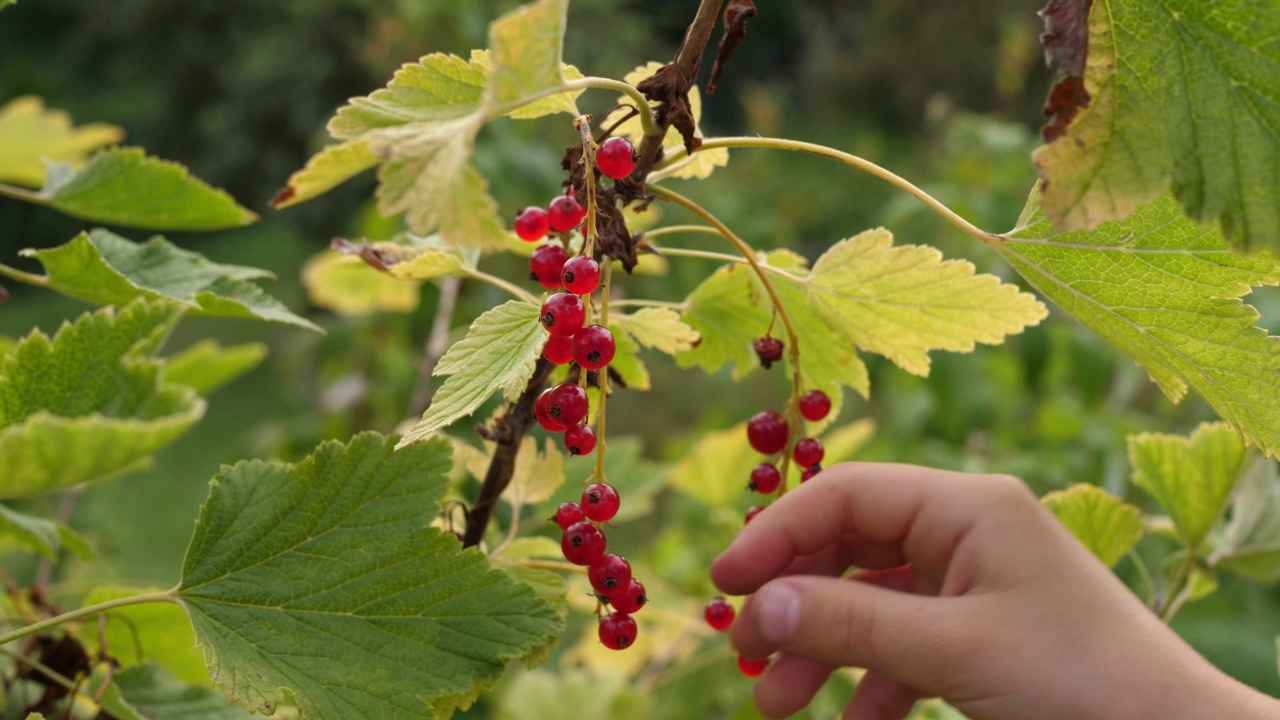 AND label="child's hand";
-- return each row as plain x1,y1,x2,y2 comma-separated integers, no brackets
711,463,1279,720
